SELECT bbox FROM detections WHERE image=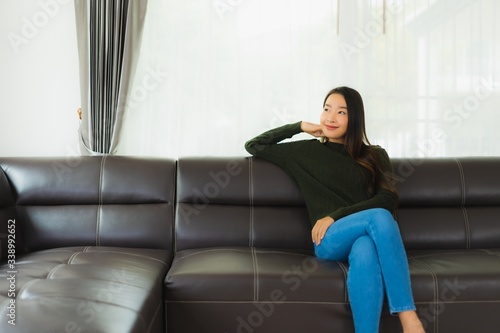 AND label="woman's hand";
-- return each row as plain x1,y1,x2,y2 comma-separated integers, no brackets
301,122,323,138
312,216,335,246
